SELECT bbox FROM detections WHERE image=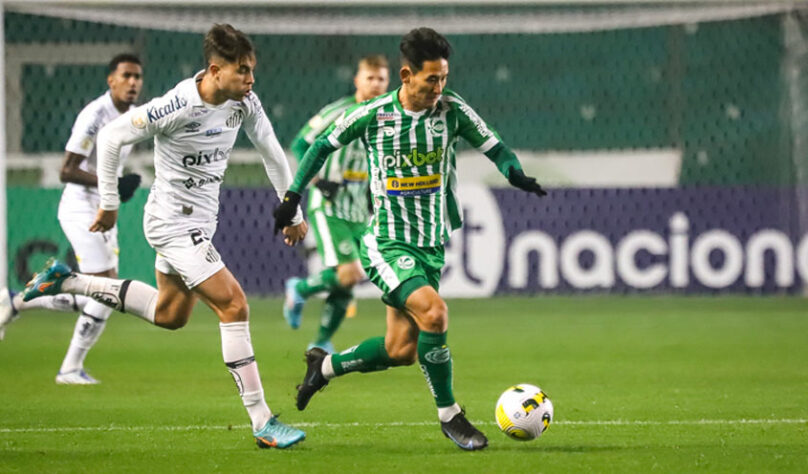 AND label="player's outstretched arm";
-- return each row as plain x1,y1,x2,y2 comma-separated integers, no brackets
272,137,338,233
484,143,547,197
93,108,155,231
